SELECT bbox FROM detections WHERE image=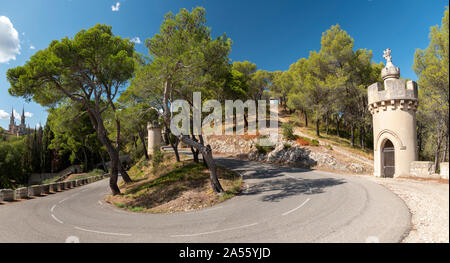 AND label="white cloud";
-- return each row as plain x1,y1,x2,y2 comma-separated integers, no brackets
0,110,10,120
13,109,20,119
0,16,21,63
111,2,120,12
29,45,35,50
130,37,141,44
25,112,33,118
